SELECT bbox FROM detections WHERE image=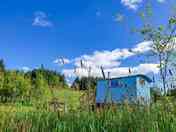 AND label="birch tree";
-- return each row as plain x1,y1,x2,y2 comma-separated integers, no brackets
140,17,176,94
